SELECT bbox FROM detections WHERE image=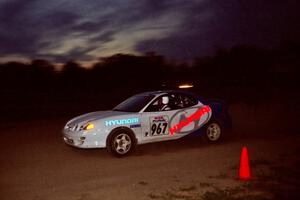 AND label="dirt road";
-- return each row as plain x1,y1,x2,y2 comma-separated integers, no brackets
1,118,300,200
